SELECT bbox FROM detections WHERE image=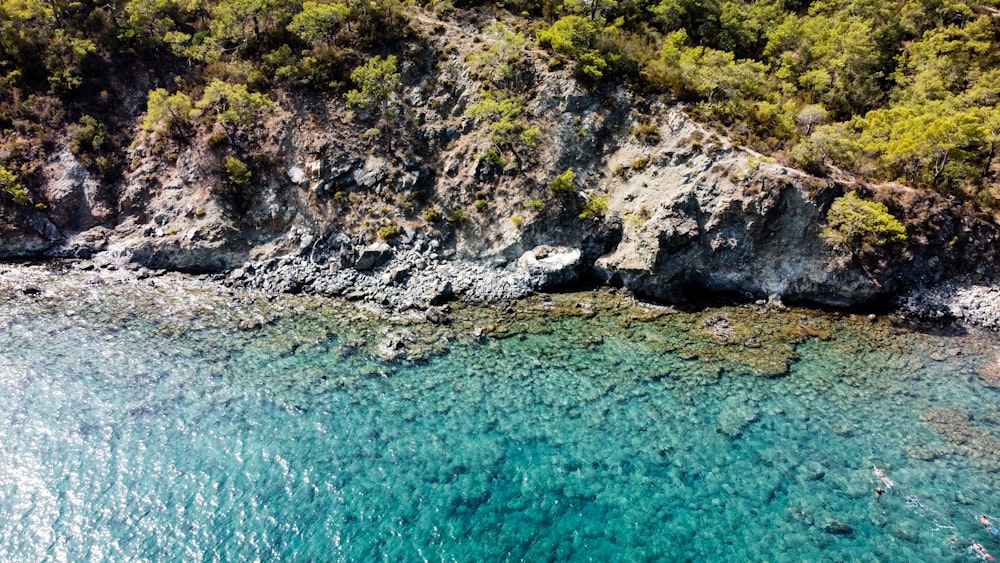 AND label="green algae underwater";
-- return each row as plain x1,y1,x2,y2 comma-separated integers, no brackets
2,265,1000,562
